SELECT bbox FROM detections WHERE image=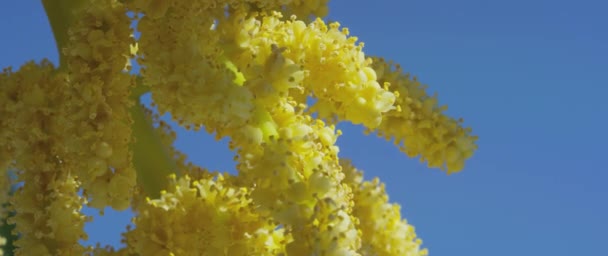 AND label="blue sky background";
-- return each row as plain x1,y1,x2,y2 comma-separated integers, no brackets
1,1,607,255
